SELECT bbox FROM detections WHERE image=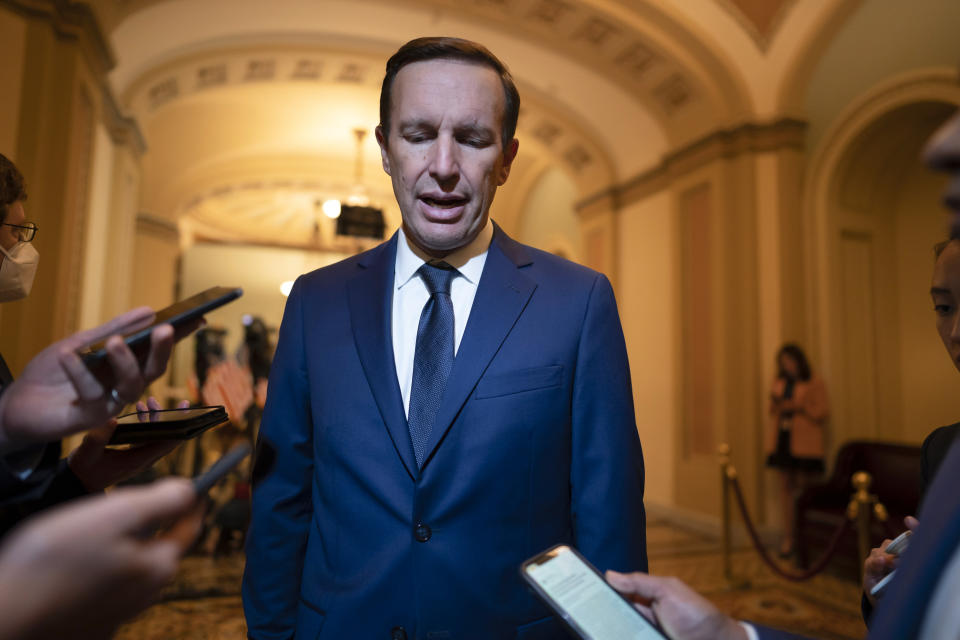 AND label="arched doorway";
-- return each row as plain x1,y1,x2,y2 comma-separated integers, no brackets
813,93,960,448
